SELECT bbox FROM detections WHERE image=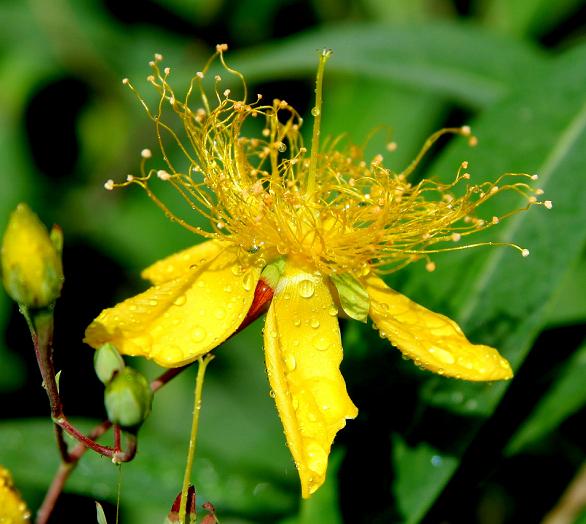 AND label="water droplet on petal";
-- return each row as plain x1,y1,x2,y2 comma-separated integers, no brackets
285,354,297,371
269,390,276,398
214,307,226,319
148,299,158,306
327,306,338,316
313,335,329,351
310,318,320,329
242,270,256,291
298,279,315,298
293,318,301,327
311,107,320,117
173,295,186,306
192,326,206,343
431,455,443,467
